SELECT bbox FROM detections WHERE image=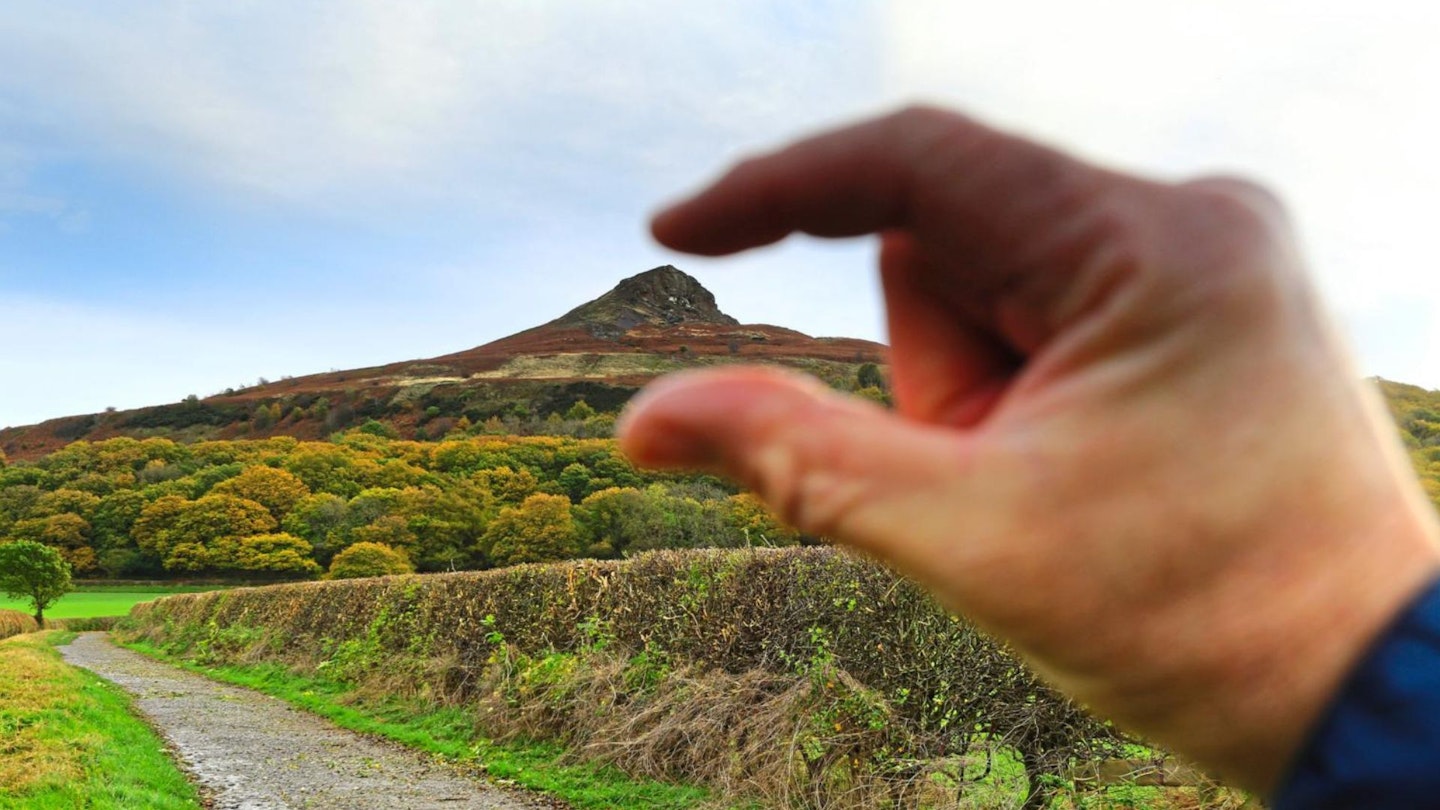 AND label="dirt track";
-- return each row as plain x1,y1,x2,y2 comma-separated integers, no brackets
60,632,549,810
